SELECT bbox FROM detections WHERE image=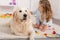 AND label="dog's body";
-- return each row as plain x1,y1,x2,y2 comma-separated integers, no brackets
10,18,34,36
9,8,35,40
